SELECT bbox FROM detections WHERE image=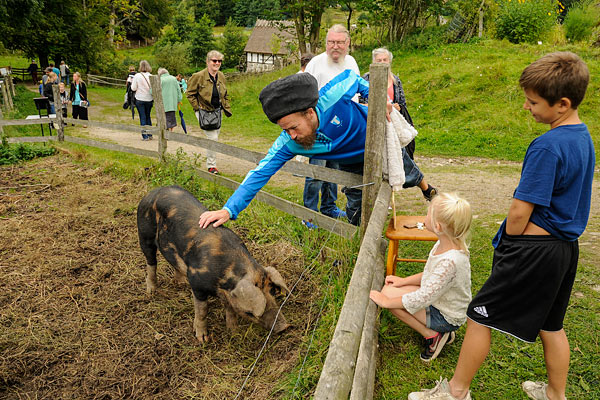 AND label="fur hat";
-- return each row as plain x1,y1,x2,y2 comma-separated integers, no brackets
259,73,319,123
